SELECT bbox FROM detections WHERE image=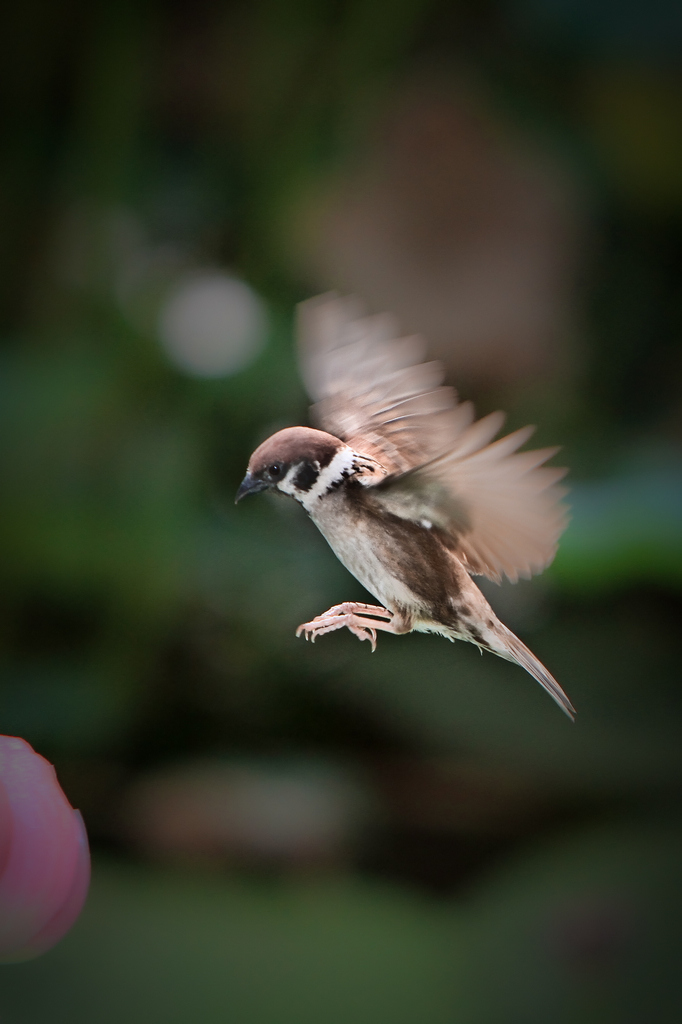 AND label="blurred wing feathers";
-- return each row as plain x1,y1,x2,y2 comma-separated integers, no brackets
375,424,568,582
298,294,568,581
298,294,466,473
